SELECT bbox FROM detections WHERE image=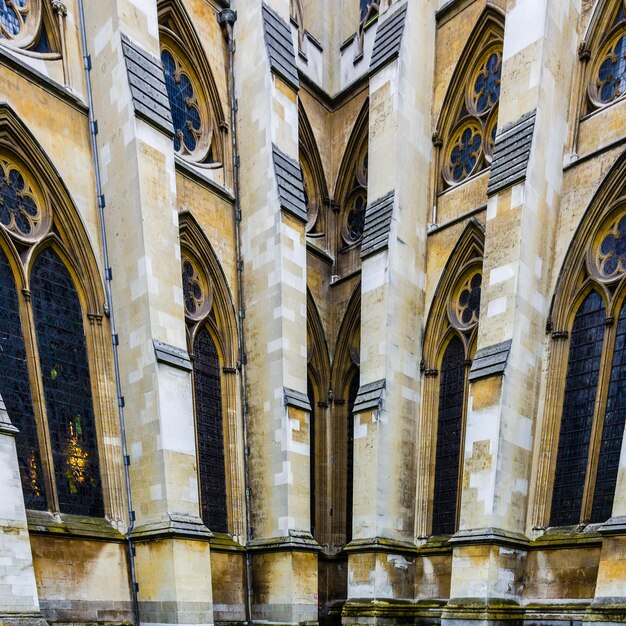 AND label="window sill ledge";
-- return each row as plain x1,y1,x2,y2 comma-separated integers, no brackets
26,510,125,541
